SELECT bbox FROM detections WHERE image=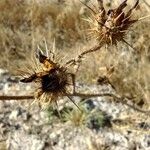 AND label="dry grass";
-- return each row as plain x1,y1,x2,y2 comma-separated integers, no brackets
0,0,88,71
0,0,150,108
0,1,150,149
